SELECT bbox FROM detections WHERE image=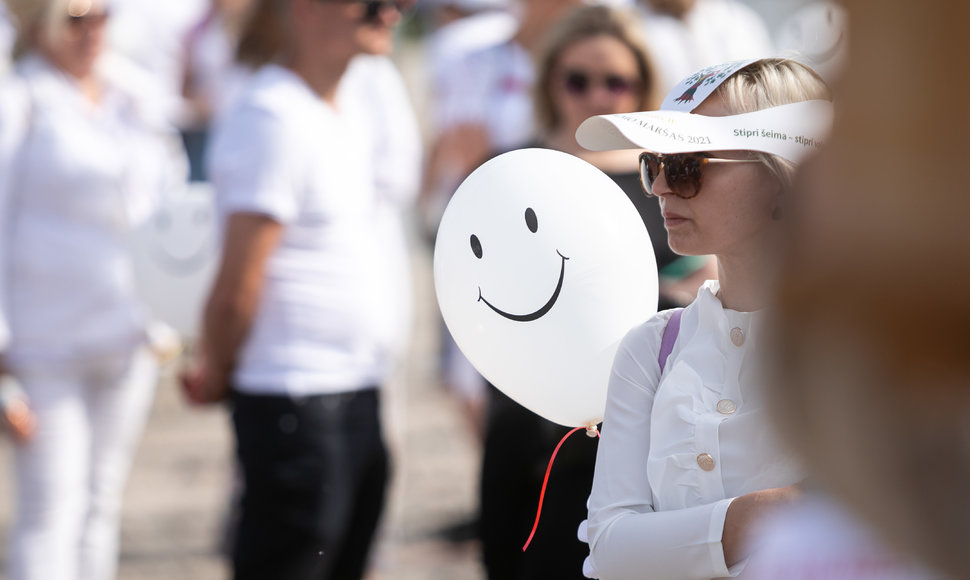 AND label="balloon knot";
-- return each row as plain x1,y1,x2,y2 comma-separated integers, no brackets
585,425,600,438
